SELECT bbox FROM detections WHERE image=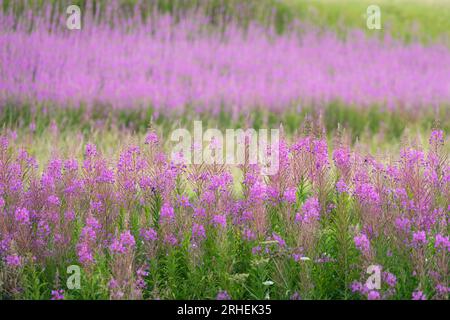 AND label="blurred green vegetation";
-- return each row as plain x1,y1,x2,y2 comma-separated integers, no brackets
283,0,450,42
1,0,293,33
2,101,448,145
3,0,449,40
